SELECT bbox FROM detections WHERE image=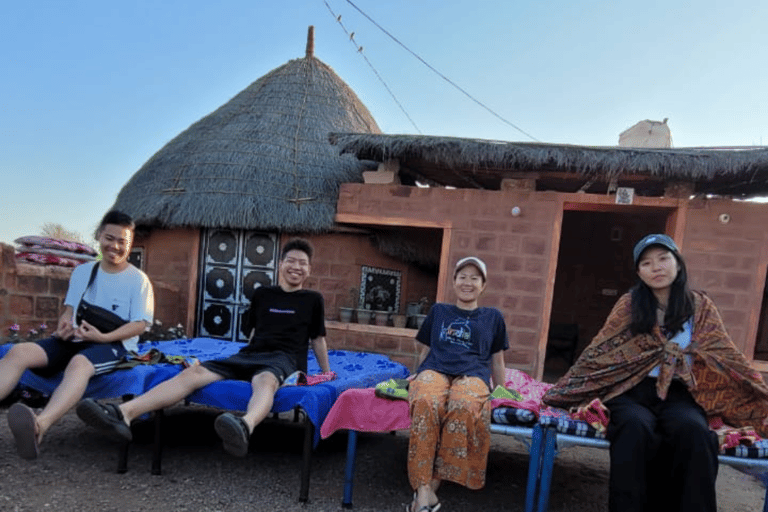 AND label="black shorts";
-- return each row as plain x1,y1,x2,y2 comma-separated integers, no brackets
201,351,296,384
33,336,127,378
